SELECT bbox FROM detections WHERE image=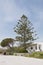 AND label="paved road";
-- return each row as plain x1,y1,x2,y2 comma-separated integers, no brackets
0,55,43,65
